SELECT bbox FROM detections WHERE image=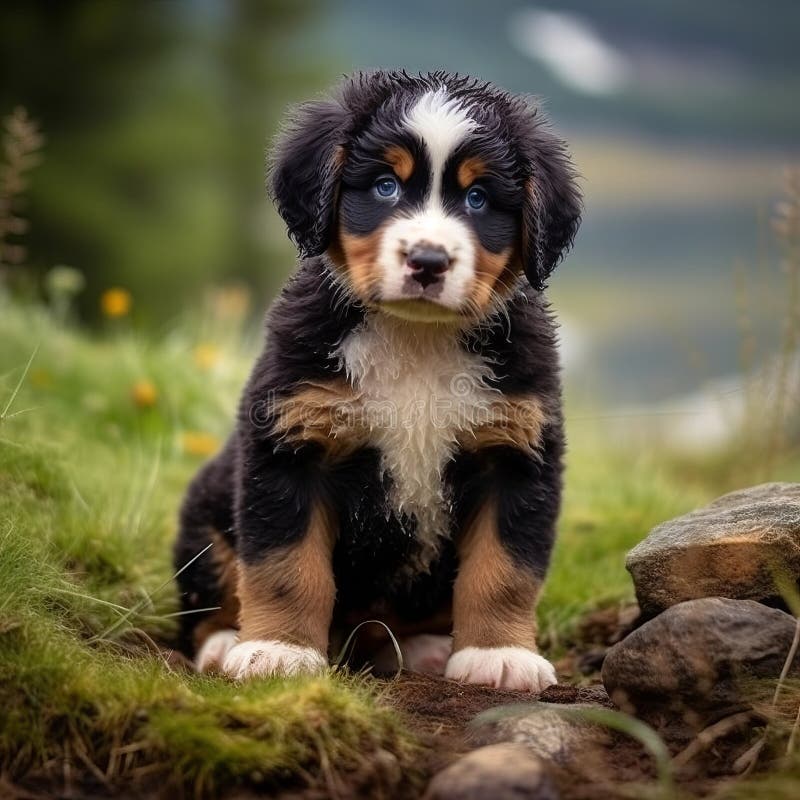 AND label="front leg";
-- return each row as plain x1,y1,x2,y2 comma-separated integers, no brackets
223,447,337,680
445,444,561,692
